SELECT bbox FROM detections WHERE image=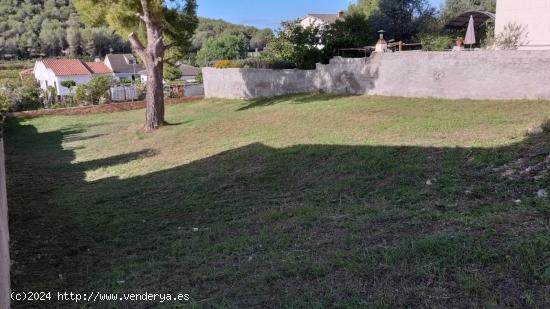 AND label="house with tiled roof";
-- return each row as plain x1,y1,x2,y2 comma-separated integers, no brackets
104,54,144,82
33,59,113,96
299,11,345,29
